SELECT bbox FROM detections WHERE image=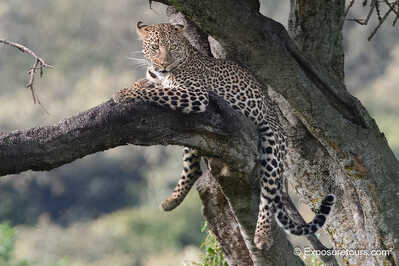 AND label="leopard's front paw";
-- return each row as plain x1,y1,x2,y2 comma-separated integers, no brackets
113,79,156,104
134,78,156,89
113,87,134,103
112,89,125,103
